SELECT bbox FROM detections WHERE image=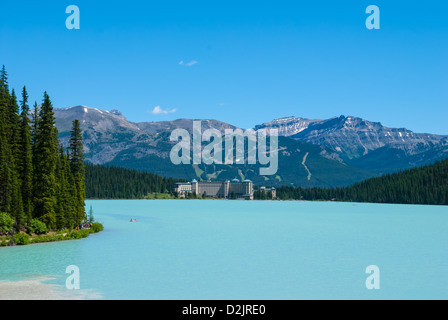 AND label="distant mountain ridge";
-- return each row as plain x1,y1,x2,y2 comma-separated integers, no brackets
55,105,238,164
54,106,448,186
254,116,321,136
256,115,448,173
